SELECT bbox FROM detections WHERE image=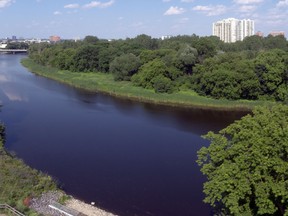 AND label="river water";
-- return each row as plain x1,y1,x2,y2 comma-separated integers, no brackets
0,54,248,216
